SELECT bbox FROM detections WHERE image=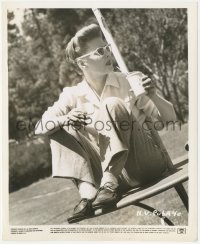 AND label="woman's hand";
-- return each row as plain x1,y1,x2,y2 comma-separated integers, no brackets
142,75,157,98
65,108,90,129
